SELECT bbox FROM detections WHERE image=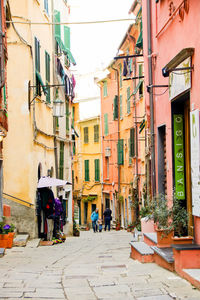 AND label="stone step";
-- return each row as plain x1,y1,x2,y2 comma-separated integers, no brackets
26,239,41,248
143,232,157,246
130,241,154,263
151,246,174,272
0,248,5,258
13,234,29,247
182,268,200,289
